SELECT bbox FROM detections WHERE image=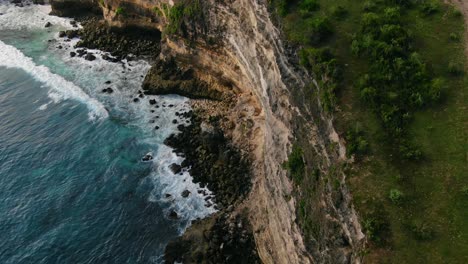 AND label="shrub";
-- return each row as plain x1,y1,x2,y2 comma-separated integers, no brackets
399,142,422,161
165,0,203,36
389,188,403,204
448,61,464,75
428,78,444,102
461,186,468,196
452,9,463,18
299,0,320,15
450,32,460,42
275,0,290,16
363,0,378,12
285,145,305,184
363,212,389,244
331,5,348,19
409,220,435,240
115,6,125,16
421,2,439,16
346,124,369,157
308,16,334,44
